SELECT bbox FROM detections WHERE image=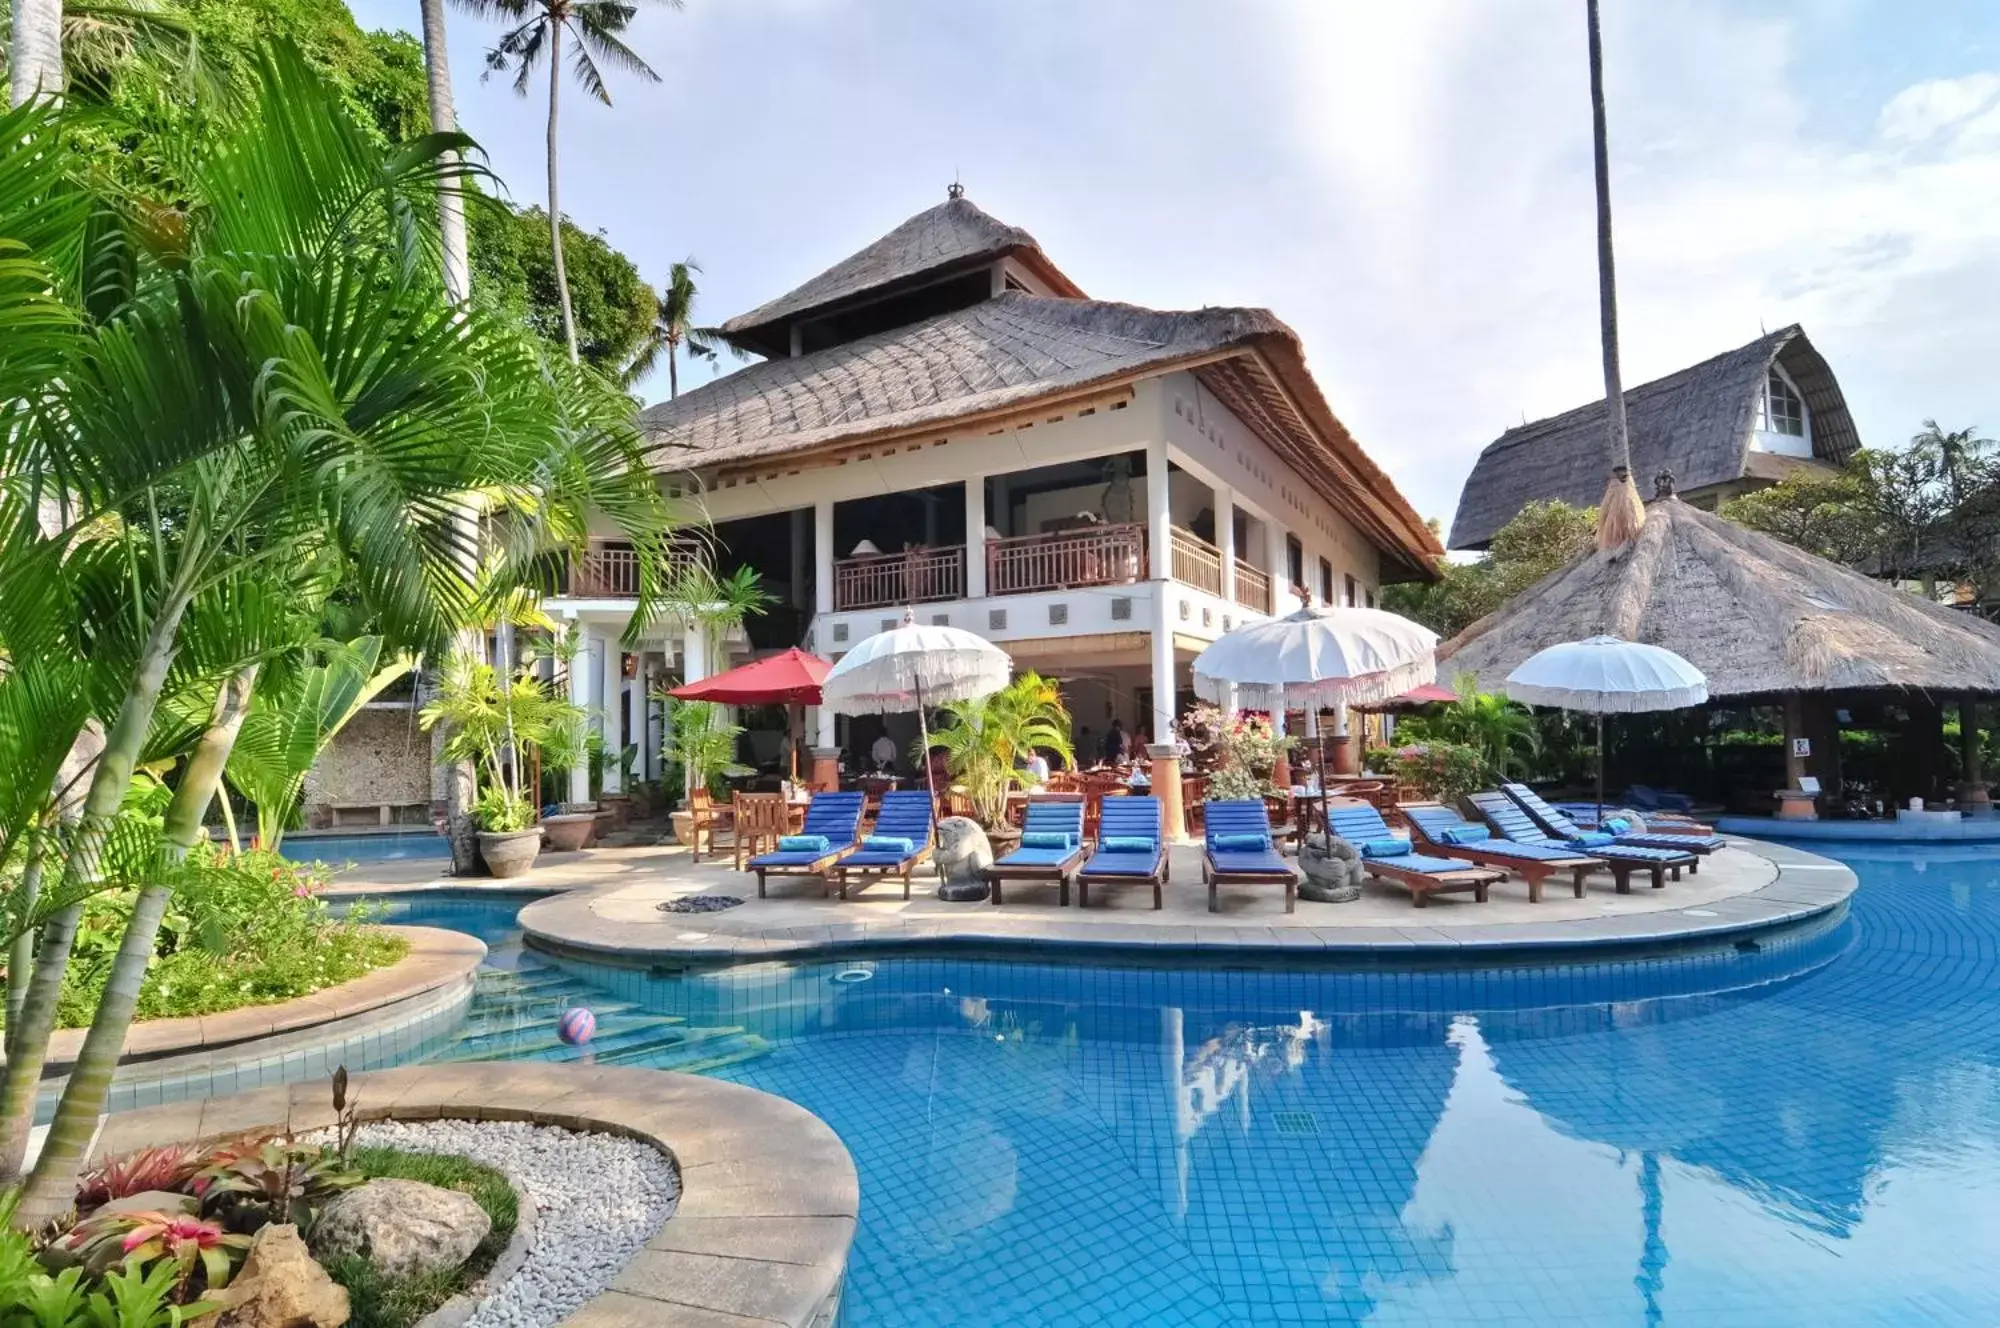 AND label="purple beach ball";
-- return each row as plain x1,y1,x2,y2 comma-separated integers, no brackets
557,1007,597,1046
